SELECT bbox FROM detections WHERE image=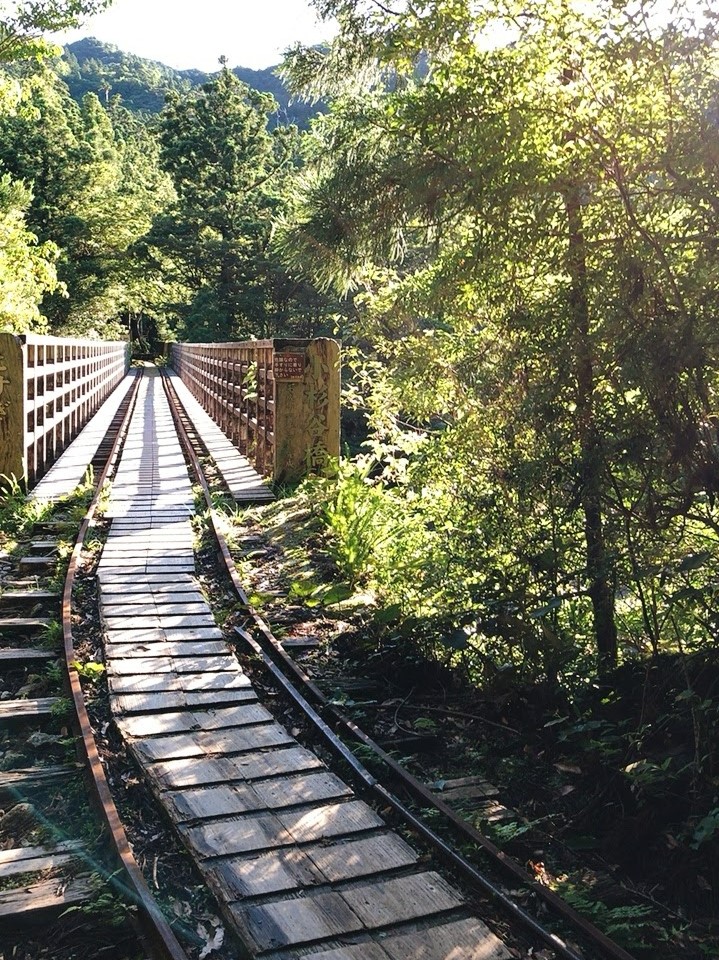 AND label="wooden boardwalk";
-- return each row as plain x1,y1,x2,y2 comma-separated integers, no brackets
168,370,274,503
27,365,272,505
29,371,138,502
97,369,510,959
